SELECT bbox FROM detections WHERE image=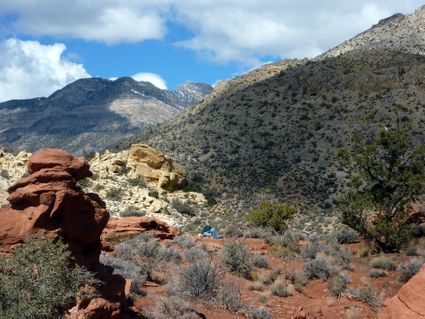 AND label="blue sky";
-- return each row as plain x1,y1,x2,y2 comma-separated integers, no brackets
0,0,423,101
